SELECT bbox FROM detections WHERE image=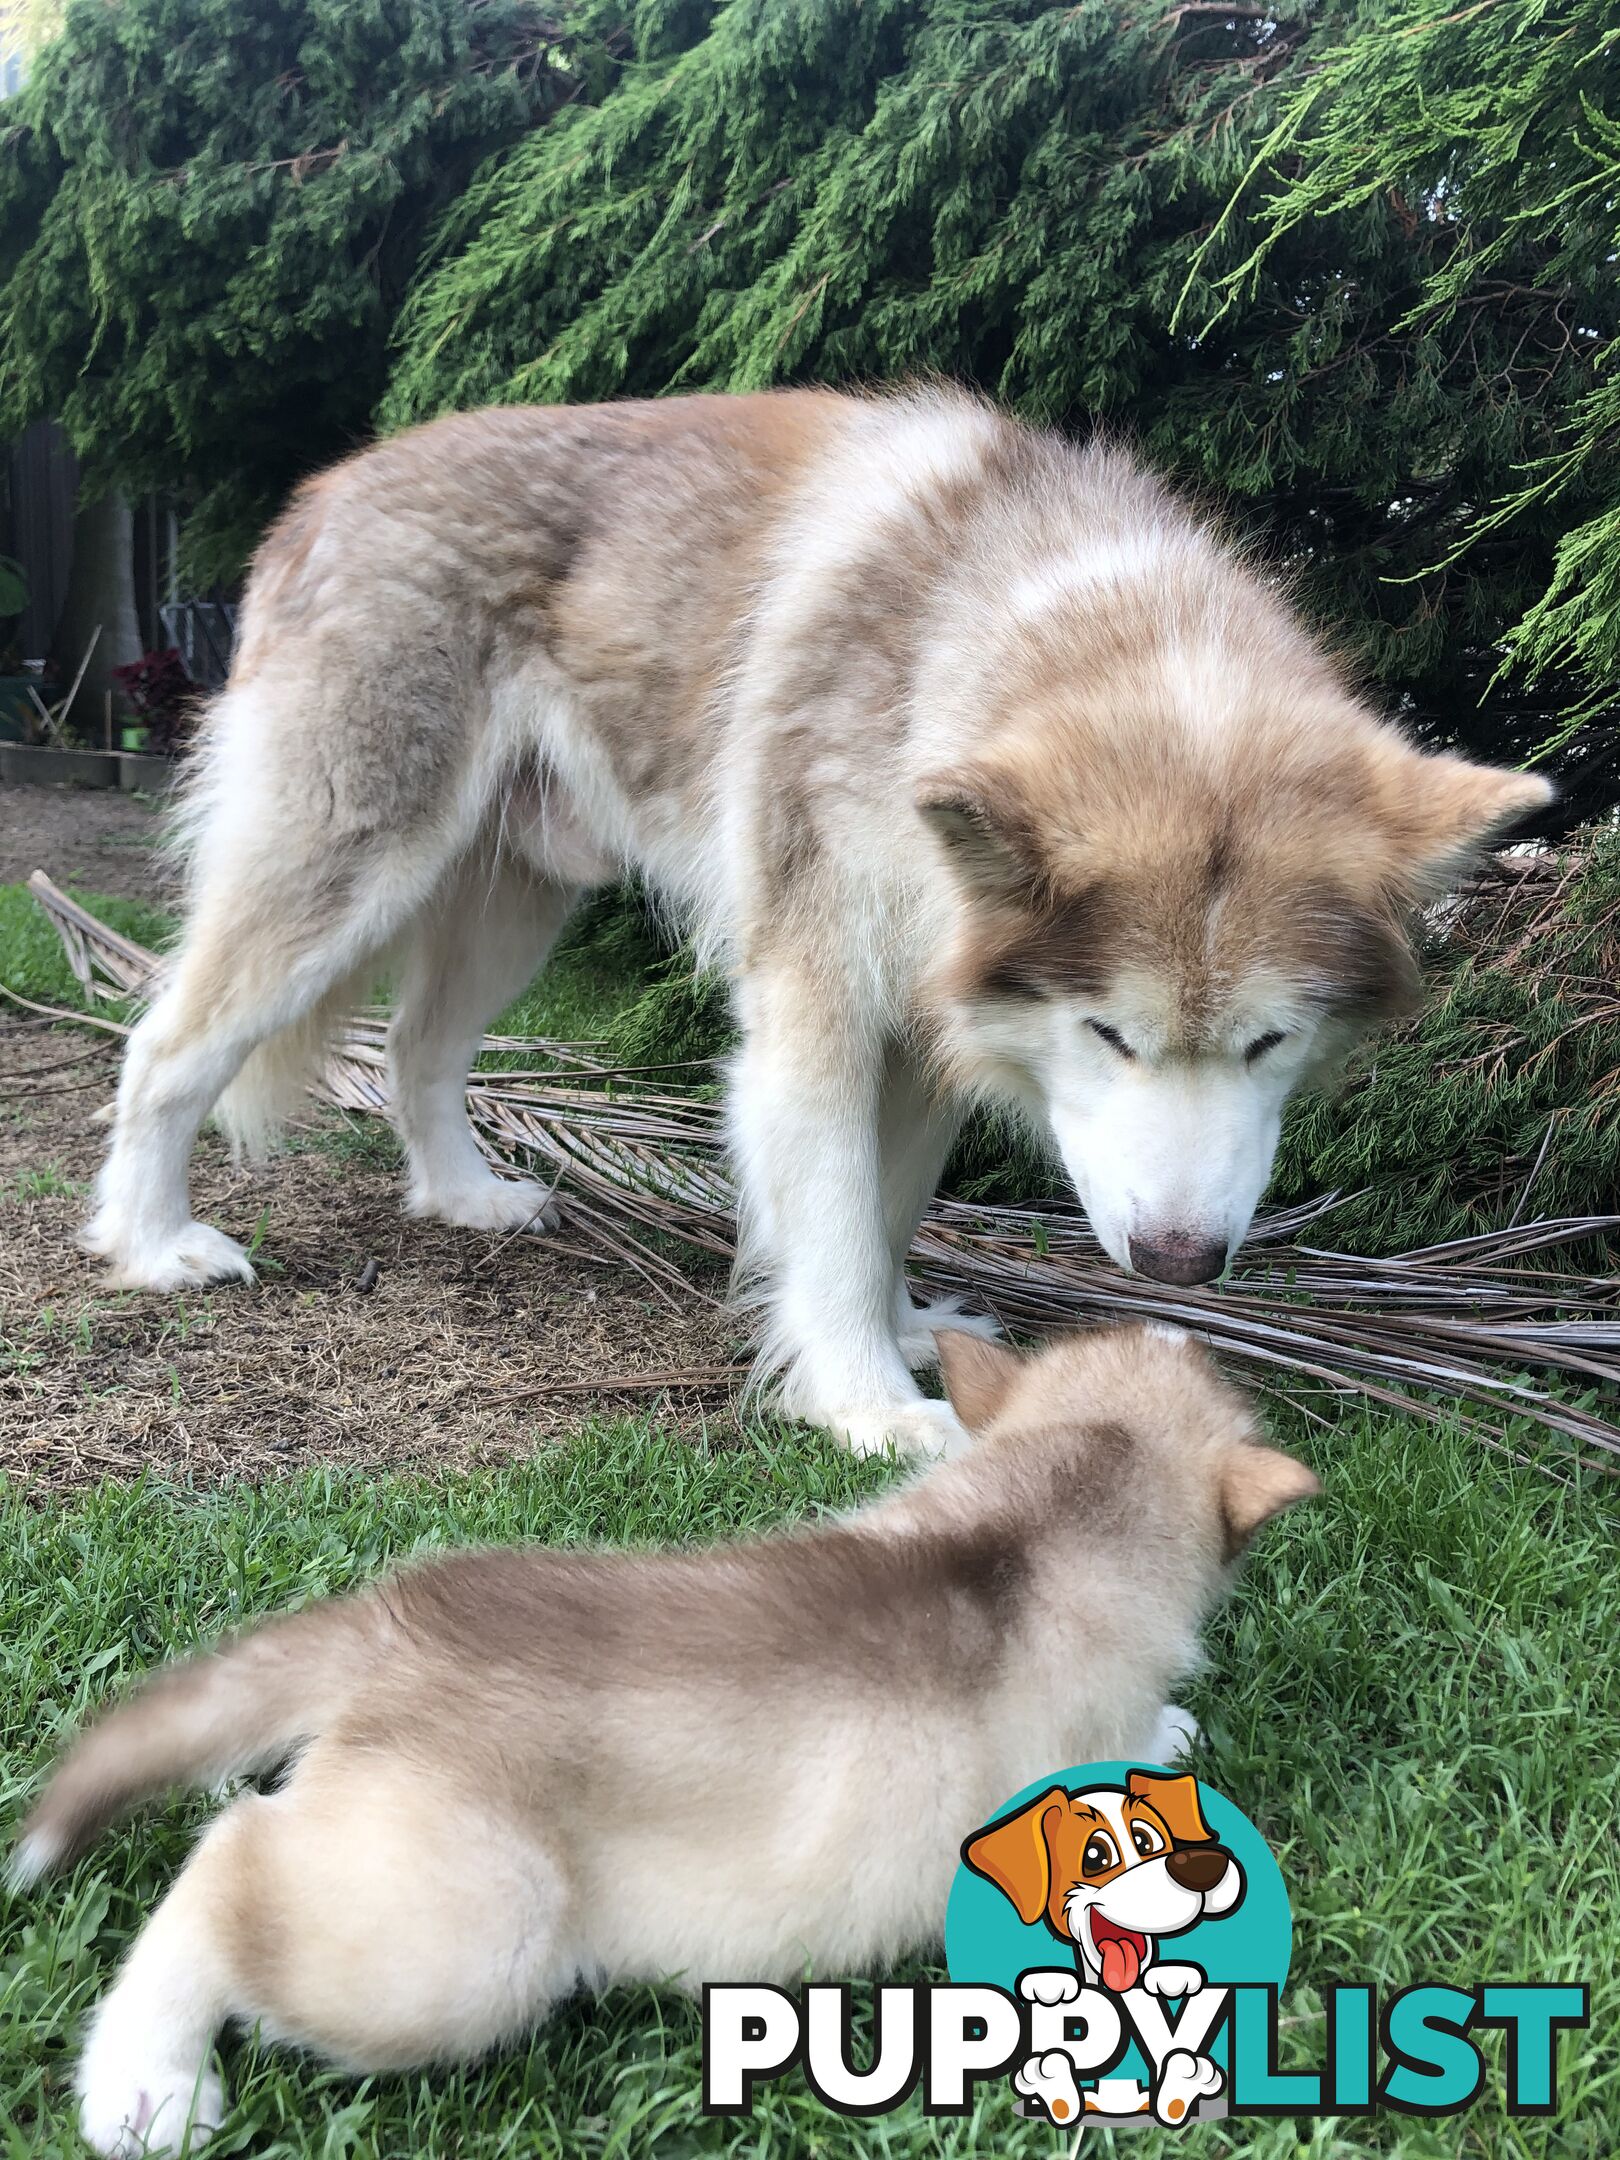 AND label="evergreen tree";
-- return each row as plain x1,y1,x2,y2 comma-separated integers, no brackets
0,0,616,578
1206,0,1620,797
